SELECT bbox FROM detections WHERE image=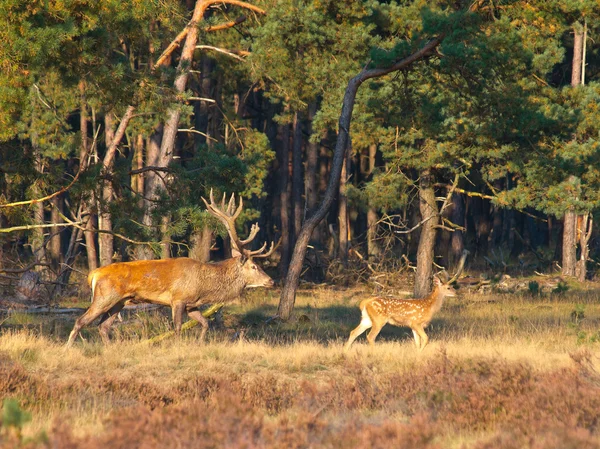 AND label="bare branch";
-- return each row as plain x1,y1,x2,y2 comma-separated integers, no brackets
178,128,219,141
129,166,174,176
154,1,264,70
205,15,247,32
0,221,81,234
196,45,248,61
0,262,51,274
